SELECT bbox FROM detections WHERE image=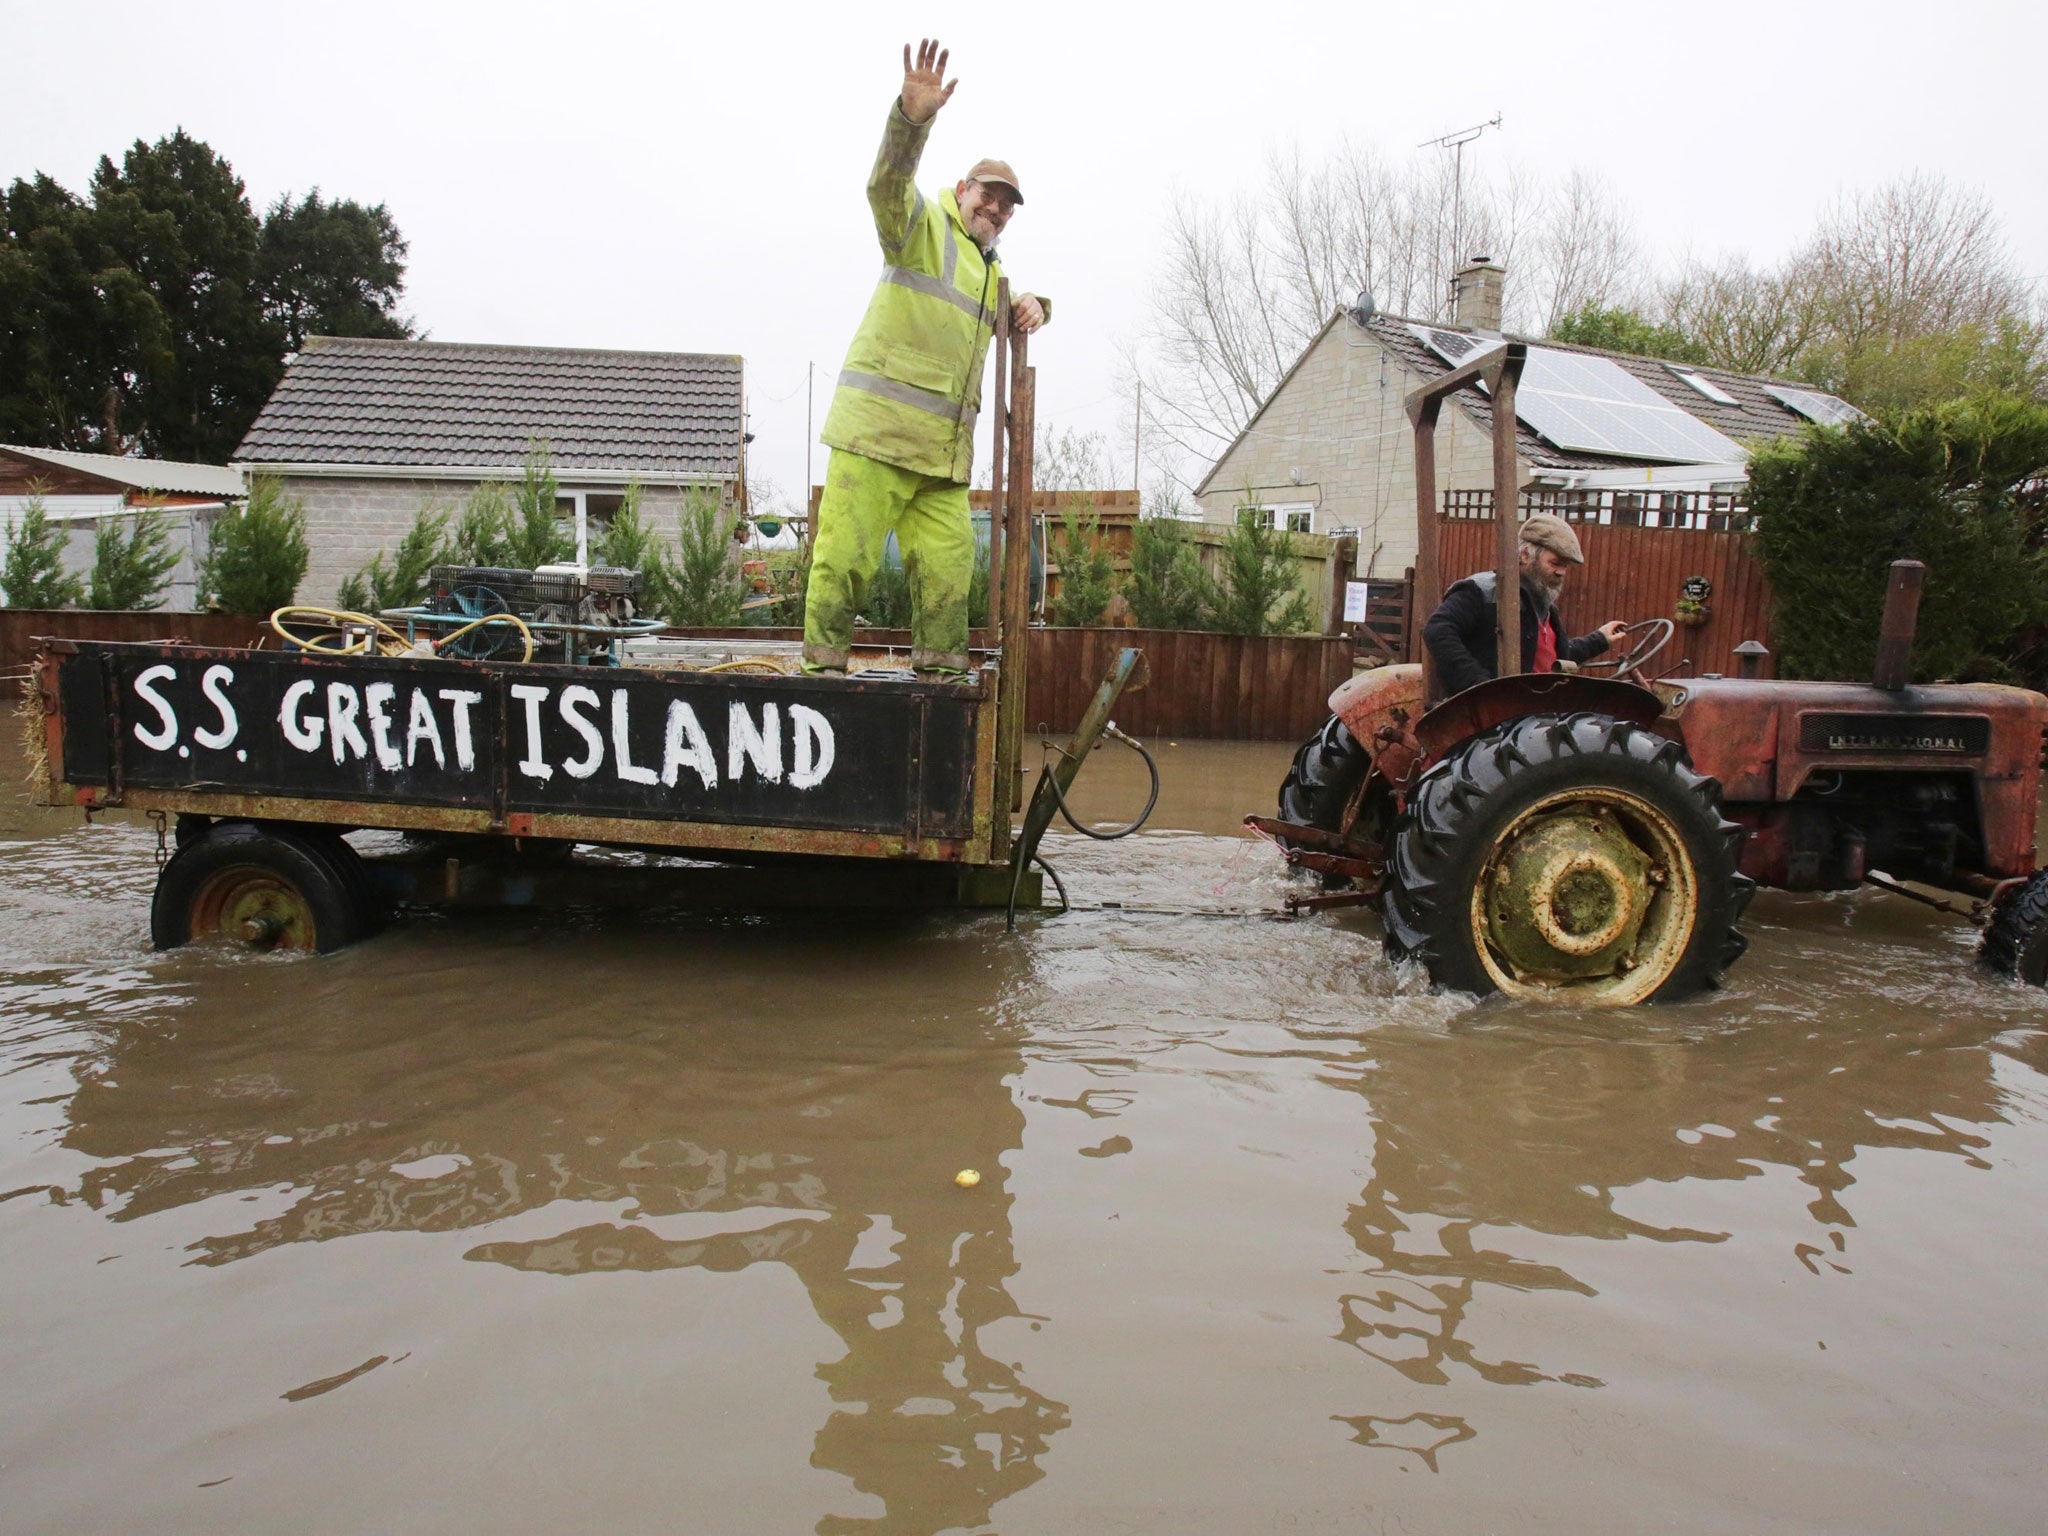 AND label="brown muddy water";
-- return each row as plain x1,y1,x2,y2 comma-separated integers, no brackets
2,733,2045,1534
